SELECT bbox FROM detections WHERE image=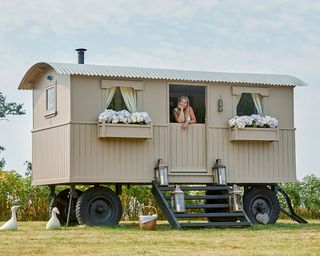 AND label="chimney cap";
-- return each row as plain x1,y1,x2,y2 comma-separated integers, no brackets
75,48,87,52
75,48,87,64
